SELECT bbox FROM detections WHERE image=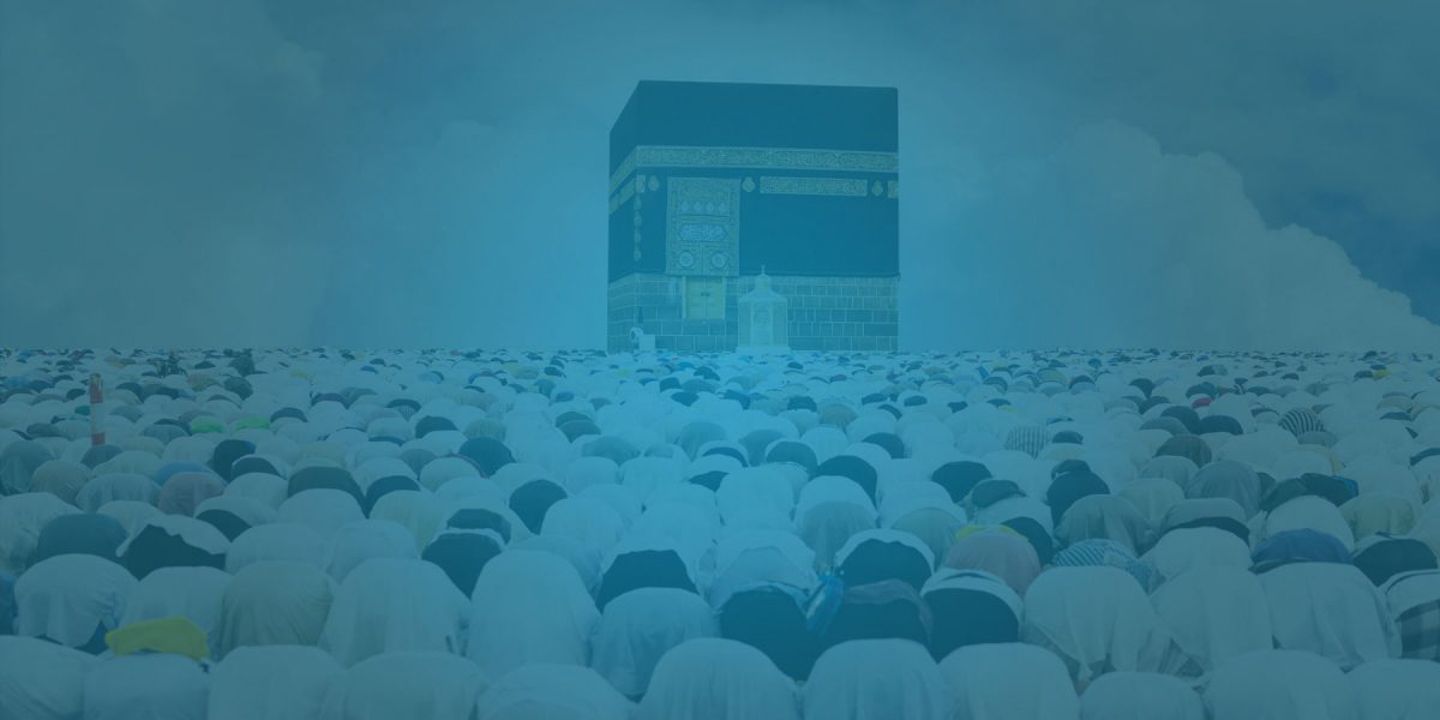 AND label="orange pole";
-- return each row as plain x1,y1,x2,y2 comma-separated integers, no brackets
88,373,105,446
